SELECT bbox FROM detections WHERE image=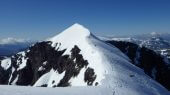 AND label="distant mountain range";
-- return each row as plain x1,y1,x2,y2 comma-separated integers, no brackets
99,32,170,59
0,38,33,56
